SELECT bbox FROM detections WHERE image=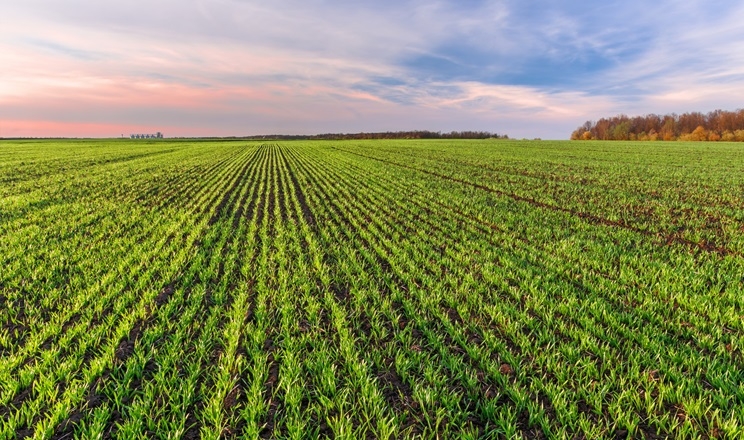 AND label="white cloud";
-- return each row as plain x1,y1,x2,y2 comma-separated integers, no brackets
2,0,744,138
